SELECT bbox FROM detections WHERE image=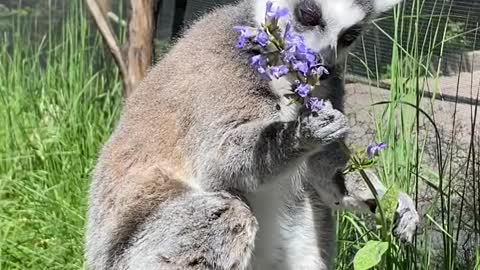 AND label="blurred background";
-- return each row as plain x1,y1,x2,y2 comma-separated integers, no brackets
0,0,479,269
